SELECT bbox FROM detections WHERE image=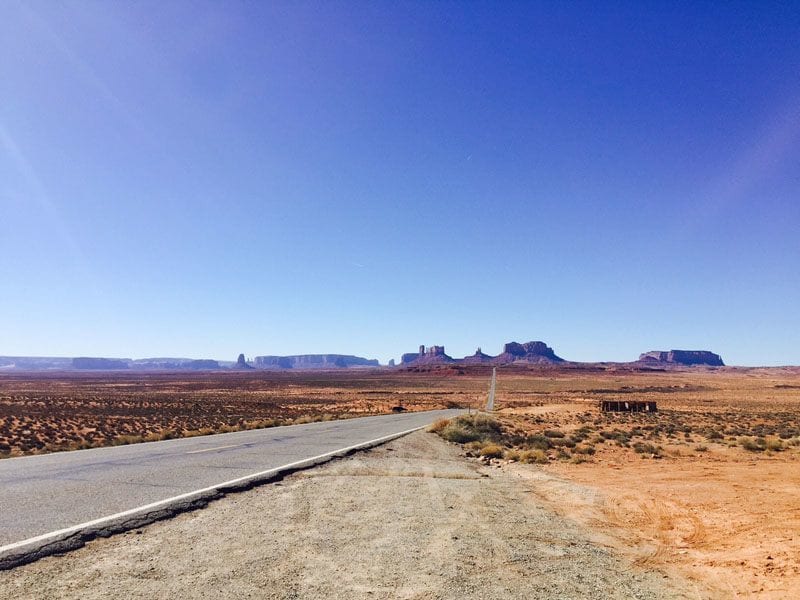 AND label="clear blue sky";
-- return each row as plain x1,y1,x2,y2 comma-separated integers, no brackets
2,1,799,366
